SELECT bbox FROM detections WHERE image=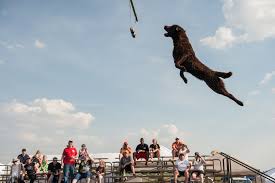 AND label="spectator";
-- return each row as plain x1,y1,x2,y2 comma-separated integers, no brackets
149,138,160,162
119,141,132,159
48,157,62,183
172,138,184,160
72,157,91,183
191,152,206,183
133,138,149,166
39,155,48,176
32,150,43,167
95,160,105,183
22,157,38,183
61,140,77,183
17,148,30,165
174,152,190,183
179,144,190,161
78,144,94,162
10,158,23,183
119,151,135,176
